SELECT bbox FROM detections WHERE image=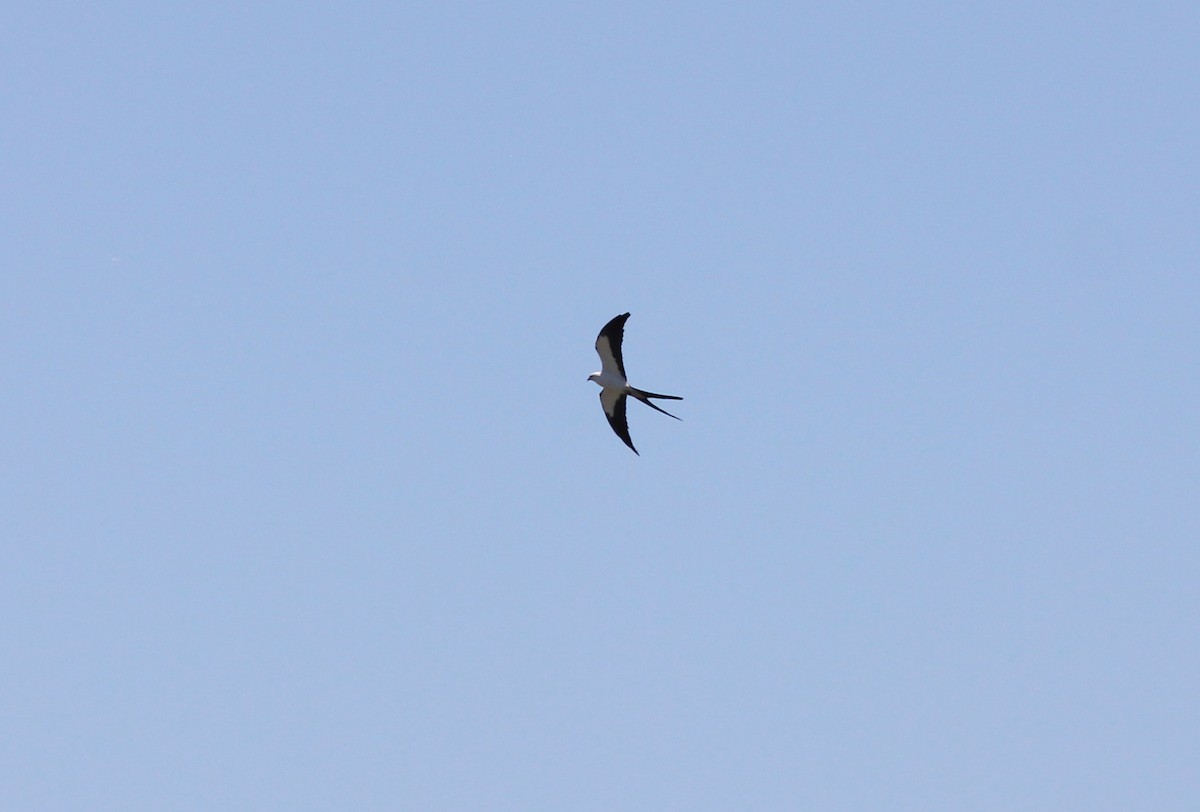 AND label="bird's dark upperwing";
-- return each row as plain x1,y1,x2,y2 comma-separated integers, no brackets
599,388,637,455
594,312,630,379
